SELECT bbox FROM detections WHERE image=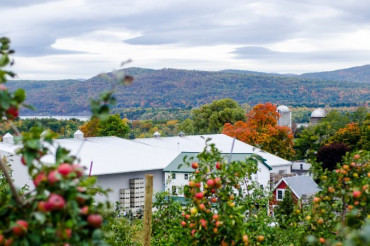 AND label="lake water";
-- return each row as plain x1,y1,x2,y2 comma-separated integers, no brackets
19,116,90,121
